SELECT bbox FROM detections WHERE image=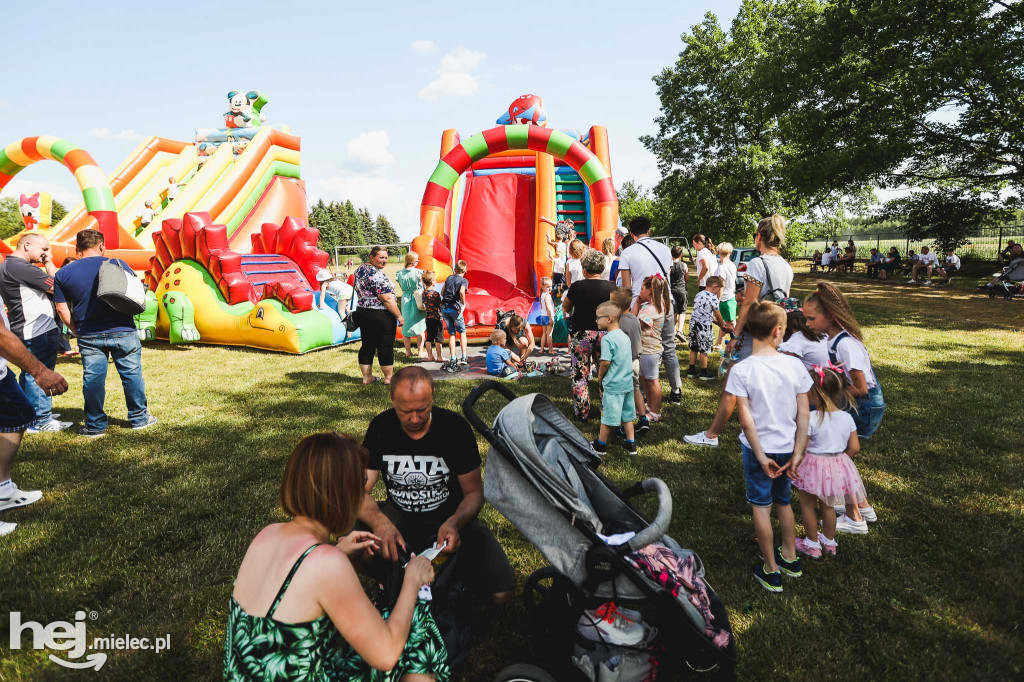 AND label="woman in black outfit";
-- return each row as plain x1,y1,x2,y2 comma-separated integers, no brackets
353,246,404,385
